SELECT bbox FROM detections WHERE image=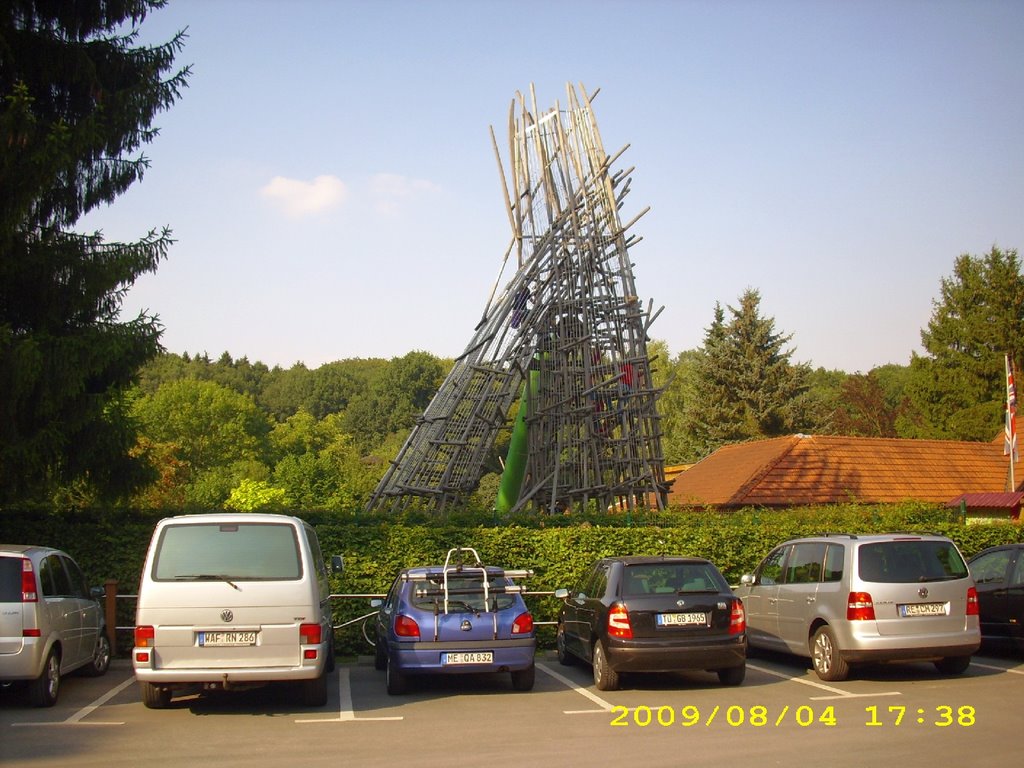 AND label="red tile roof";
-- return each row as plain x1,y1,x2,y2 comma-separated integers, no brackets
668,434,1019,508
